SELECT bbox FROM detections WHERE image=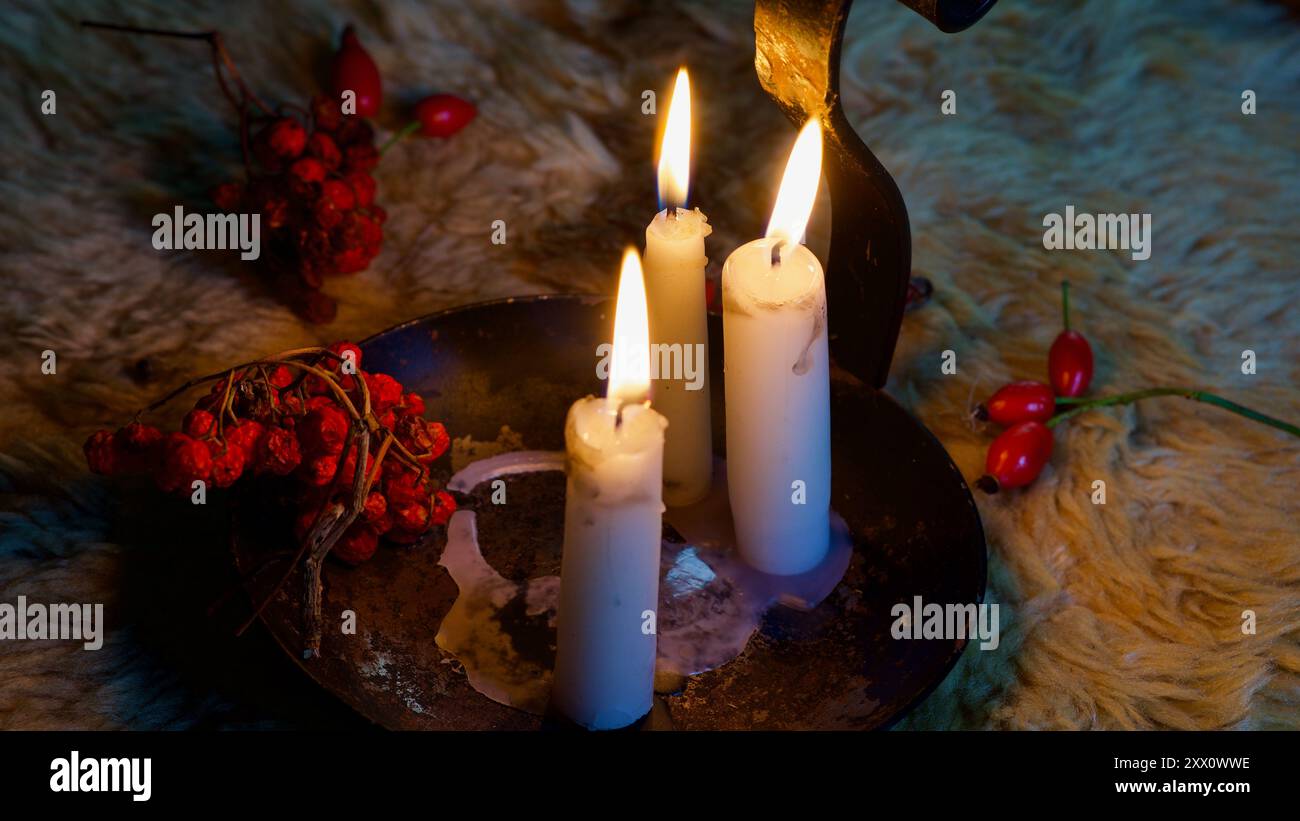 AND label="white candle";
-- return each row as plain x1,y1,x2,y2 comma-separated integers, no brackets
645,68,713,508
722,118,831,576
552,249,667,730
